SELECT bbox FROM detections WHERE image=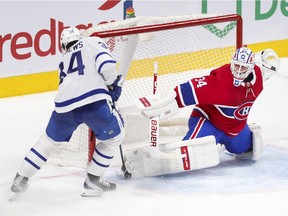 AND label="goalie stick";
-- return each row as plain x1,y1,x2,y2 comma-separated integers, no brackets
149,62,160,148
118,62,159,179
